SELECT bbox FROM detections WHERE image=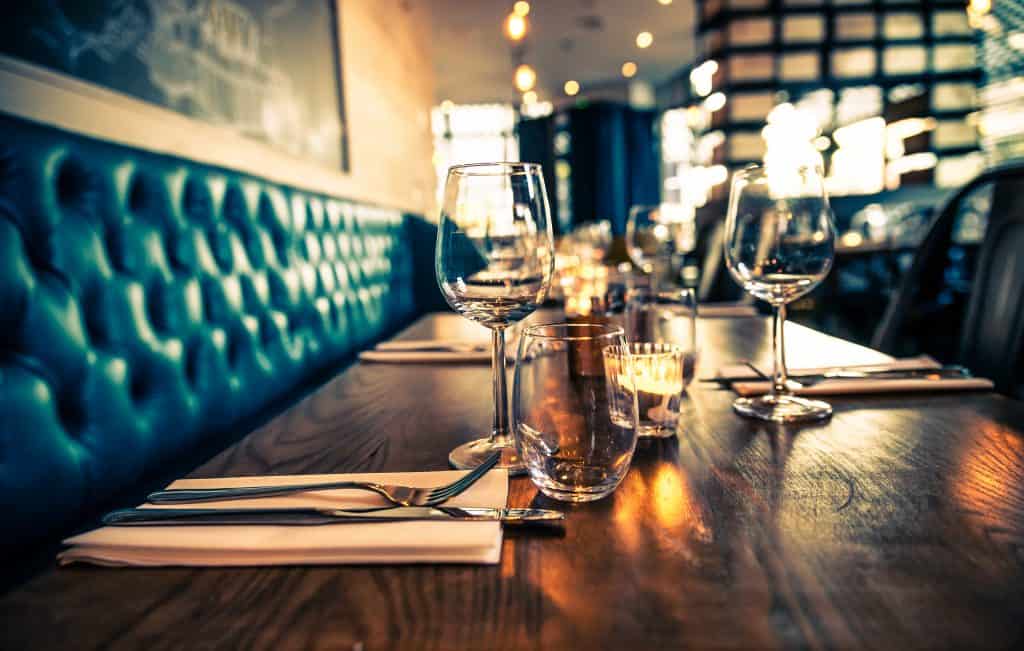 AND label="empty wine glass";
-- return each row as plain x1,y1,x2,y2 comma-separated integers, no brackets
436,162,555,471
723,163,836,422
626,205,669,288
627,204,695,290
